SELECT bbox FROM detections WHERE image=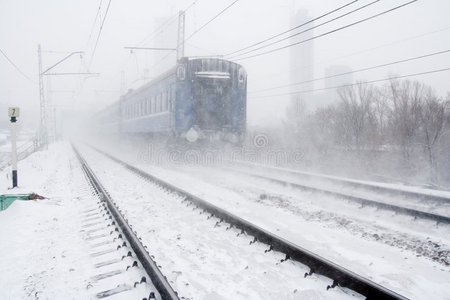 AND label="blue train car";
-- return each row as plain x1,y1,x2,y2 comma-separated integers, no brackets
115,57,247,143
